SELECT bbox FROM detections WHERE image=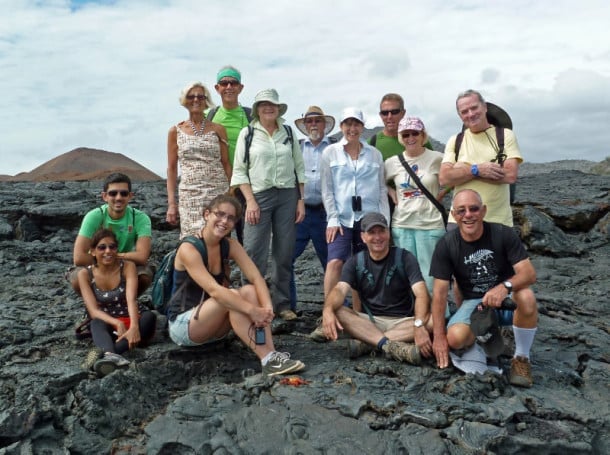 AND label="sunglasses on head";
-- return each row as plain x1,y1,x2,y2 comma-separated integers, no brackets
217,80,239,87
401,131,421,139
96,243,118,251
186,94,206,101
453,205,481,217
106,190,130,197
379,108,402,116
